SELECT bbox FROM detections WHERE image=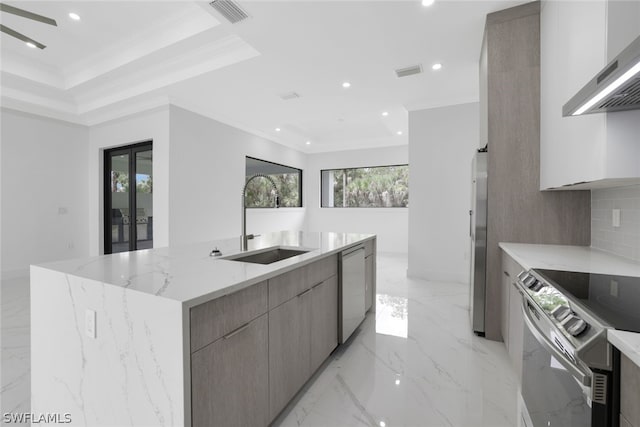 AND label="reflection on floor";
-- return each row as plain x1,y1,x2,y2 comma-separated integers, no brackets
0,254,517,427
275,254,518,427
1,276,30,426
